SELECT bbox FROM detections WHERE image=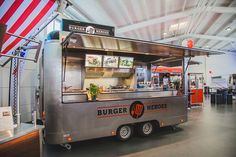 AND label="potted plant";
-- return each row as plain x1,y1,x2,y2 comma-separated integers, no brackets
173,80,180,90
89,83,100,101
